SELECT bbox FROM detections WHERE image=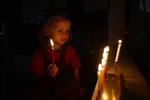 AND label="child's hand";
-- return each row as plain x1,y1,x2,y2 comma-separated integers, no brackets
48,64,59,77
